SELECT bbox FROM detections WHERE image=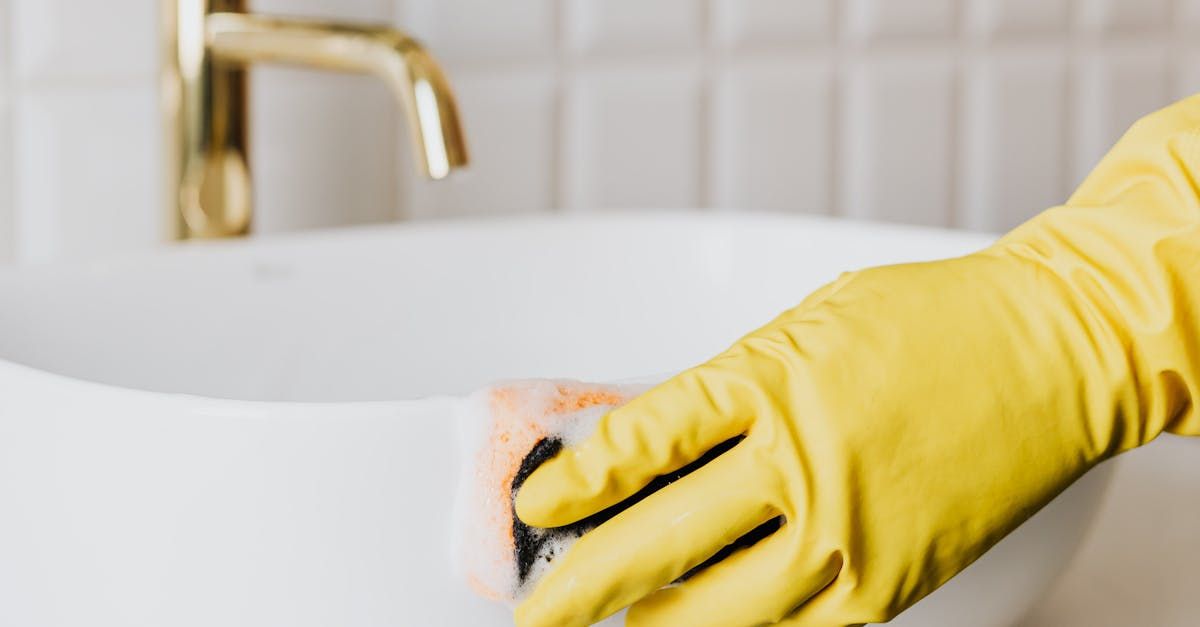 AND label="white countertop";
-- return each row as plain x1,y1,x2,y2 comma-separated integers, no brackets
1020,436,1200,627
